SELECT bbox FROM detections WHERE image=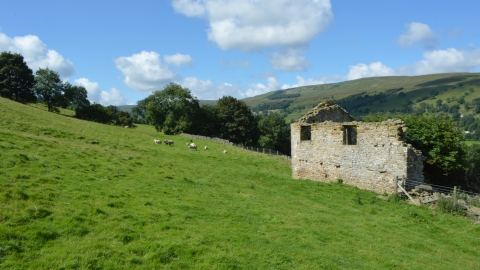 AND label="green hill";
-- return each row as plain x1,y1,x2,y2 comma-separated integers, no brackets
119,73,480,126
1,97,479,269
243,73,480,121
